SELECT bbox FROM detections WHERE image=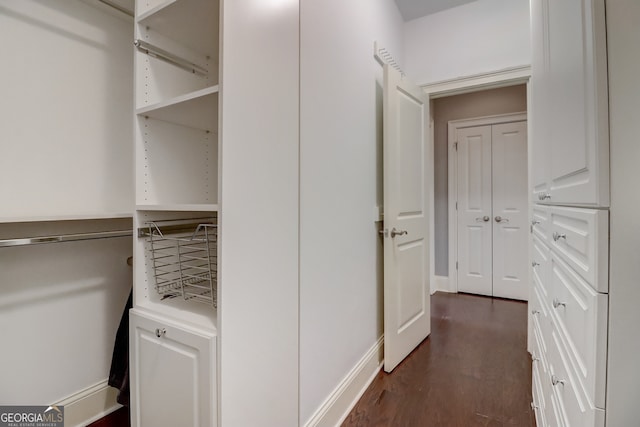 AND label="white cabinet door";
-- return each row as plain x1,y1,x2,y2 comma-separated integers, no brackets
383,64,431,373
531,0,609,206
530,0,551,203
130,309,217,427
